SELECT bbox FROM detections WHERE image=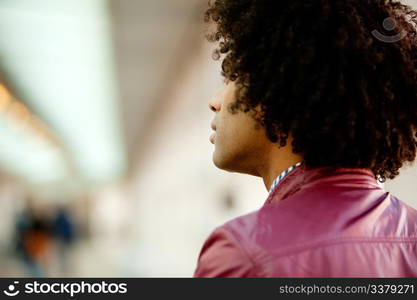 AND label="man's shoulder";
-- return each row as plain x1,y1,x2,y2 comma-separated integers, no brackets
220,192,417,254
195,191,417,277
217,204,299,255
193,210,262,277
221,200,308,239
